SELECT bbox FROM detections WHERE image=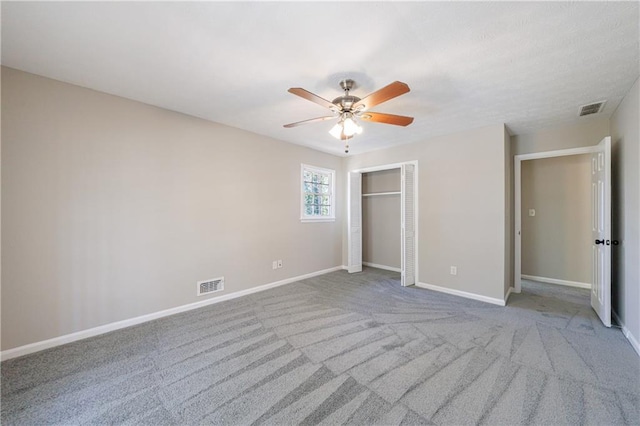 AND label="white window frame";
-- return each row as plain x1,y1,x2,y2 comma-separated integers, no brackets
300,164,336,222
